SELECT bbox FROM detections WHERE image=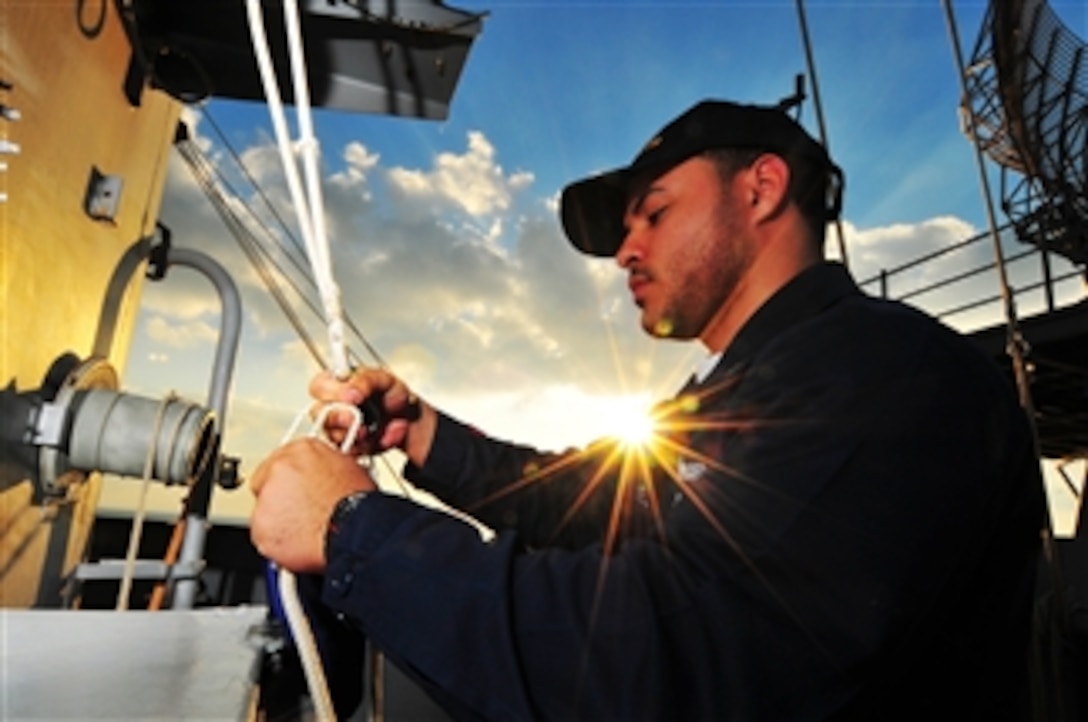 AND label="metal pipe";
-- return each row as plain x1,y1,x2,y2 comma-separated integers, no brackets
93,238,152,359
941,4,1064,645
67,390,213,484
166,247,242,610
1040,246,1055,312
166,248,242,423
